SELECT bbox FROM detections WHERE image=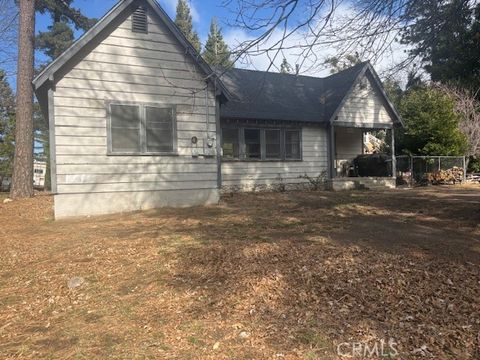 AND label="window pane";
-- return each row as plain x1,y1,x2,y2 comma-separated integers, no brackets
244,129,261,159
146,106,174,152
285,130,301,159
222,128,239,159
110,104,141,152
265,129,281,159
